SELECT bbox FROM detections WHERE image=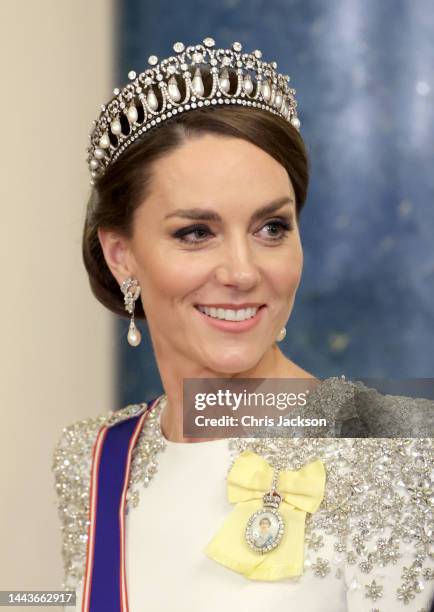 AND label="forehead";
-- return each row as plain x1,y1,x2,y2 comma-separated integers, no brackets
148,134,294,207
